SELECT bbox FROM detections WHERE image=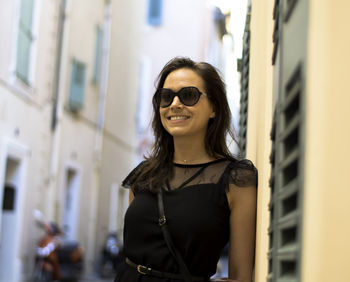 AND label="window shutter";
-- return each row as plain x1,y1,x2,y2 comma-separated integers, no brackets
268,0,307,280
238,8,251,158
20,0,34,28
285,0,299,22
268,109,277,282
68,60,86,112
93,25,103,84
272,0,280,65
147,0,163,26
16,0,34,83
269,65,304,282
